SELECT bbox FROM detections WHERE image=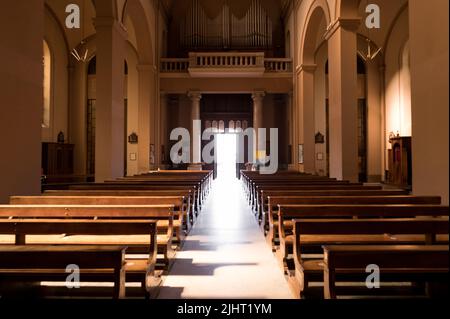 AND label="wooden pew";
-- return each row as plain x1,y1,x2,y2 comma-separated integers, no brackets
0,205,174,271
10,196,189,243
253,184,384,221
0,245,127,299
69,184,202,215
0,219,162,298
323,245,449,299
112,171,212,206
124,170,213,199
43,189,195,227
291,218,449,298
240,170,340,204
250,181,359,210
260,189,410,234
278,204,449,273
266,195,441,250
